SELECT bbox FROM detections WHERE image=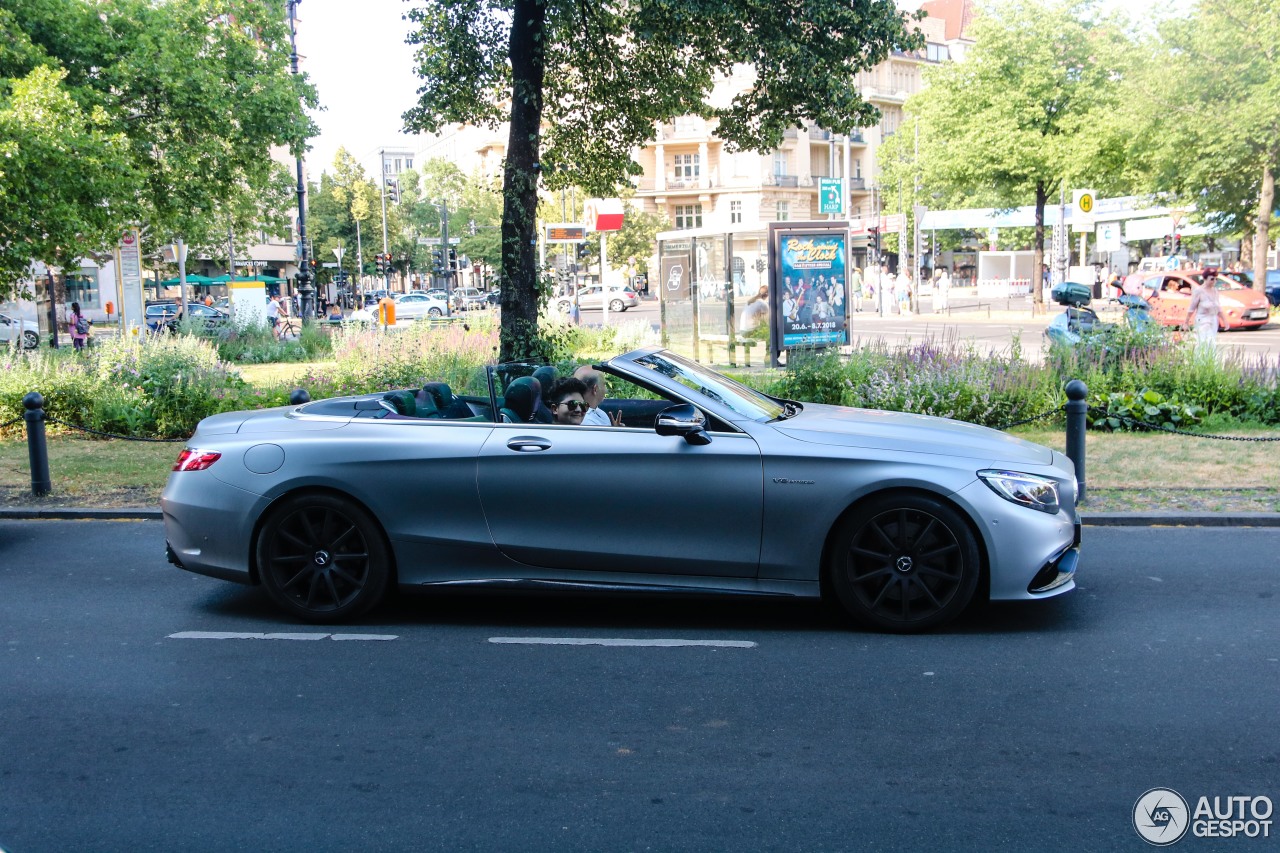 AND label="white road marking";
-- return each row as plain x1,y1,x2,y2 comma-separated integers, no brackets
488,636,757,648
168,631,397,641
